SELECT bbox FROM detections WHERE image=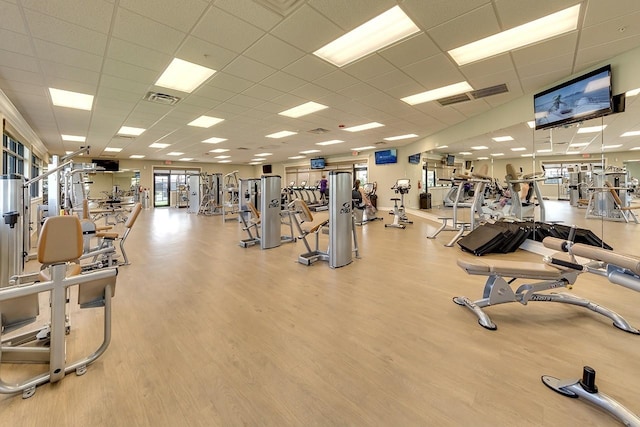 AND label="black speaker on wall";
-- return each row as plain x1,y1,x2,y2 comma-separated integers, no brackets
613,93,626,114
262,164,272,174
465,160,472,170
